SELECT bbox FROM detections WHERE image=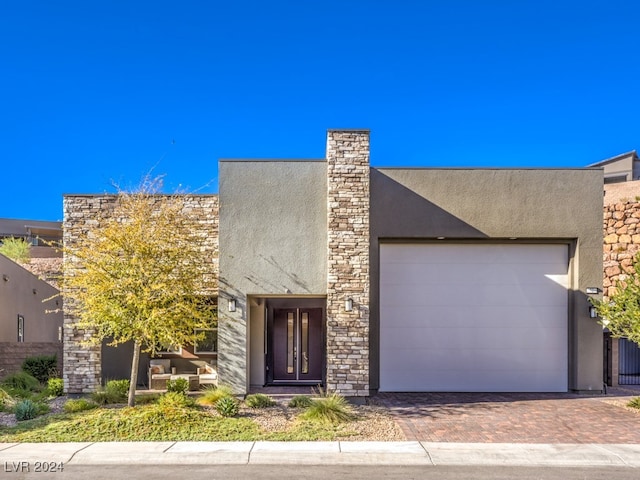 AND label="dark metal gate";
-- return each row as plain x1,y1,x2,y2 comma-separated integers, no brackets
603,332,612,386
619,338,640,385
